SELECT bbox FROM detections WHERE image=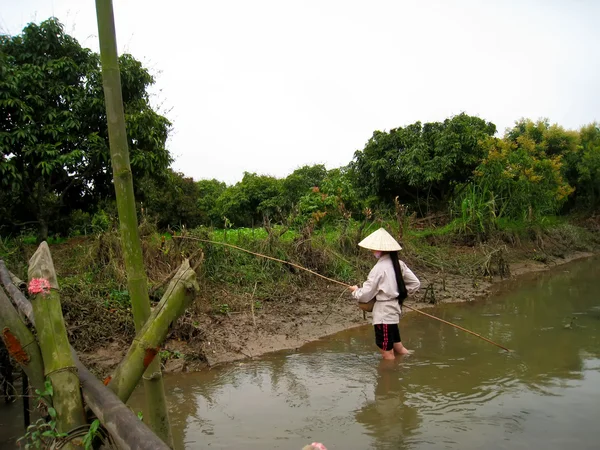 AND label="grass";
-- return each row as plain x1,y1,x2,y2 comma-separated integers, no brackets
1,215,597,352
